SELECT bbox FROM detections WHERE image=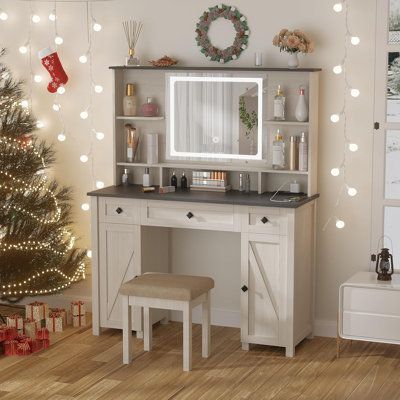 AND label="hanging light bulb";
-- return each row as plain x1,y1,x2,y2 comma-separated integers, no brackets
351,36,360,45
31,14,41,24
349,143,358,152
336,219,345,229
80,154,89,163
79,54,88,64
0,11,8,21
81,203,90,211
20,100,29,108
80,110,89,120
330,114,340,123
331,168,340,177
92,21,102,32
49,11,56,21
33,75,42,83
57,132,66,142
54,36,63,45
350,88,360,98
333,3,343,12
86,249,92,258
333,65,343,74
347,187,357,197
52,103,61,112
36,120,45,129
96,181,105,189
94,85,103,93
19,45,28,54
95,131,105,141
57,86,65,94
